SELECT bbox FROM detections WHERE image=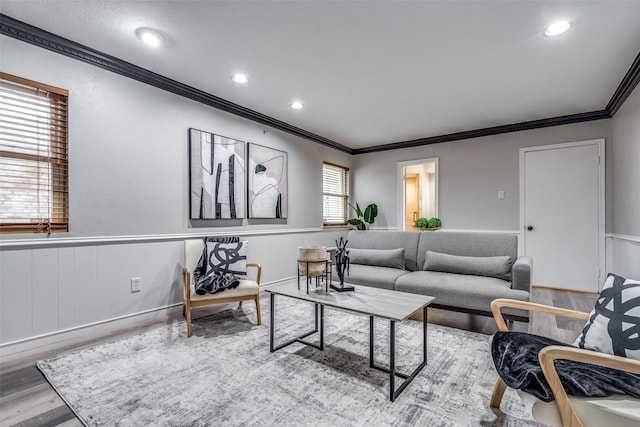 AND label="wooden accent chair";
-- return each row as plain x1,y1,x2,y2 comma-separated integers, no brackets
182,239,262,338
490,298,640,427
